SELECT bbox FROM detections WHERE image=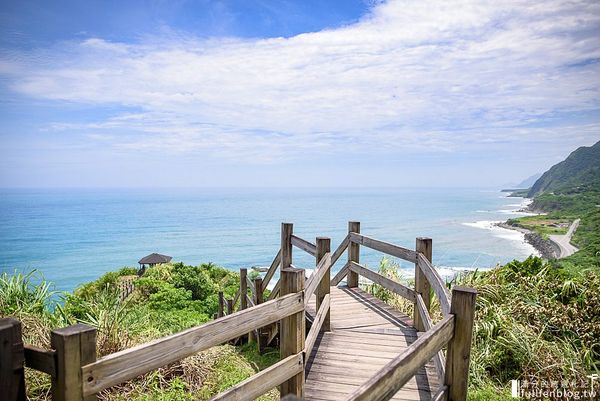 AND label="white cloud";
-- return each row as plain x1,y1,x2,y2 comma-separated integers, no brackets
2,0,599,161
